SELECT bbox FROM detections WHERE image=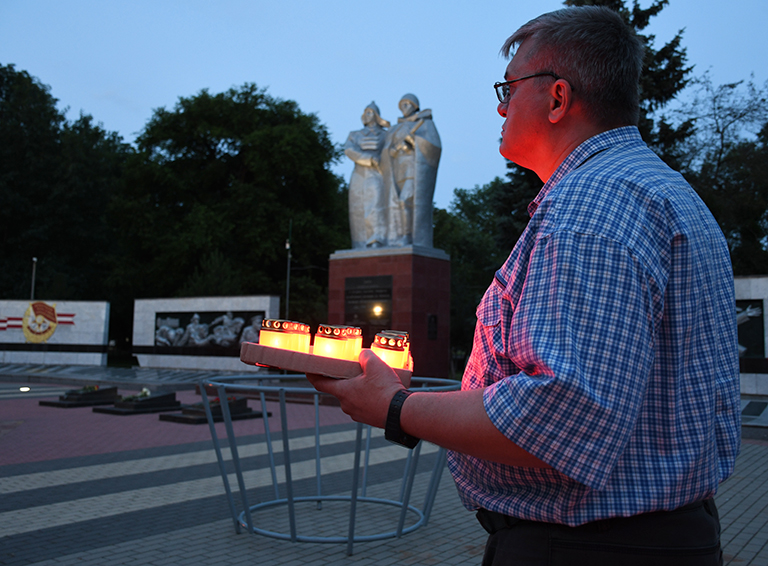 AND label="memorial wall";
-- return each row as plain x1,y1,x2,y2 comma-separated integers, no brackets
734,276,768,395
133,295,279,371
0,300,110,366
